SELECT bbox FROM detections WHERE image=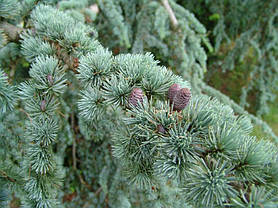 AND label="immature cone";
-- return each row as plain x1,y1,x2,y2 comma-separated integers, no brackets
157,124,166,134
168,83,181,104
173,88,191,111
73,57,79,68
47,74,54,86
40,100,47,112
128,88,144,107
